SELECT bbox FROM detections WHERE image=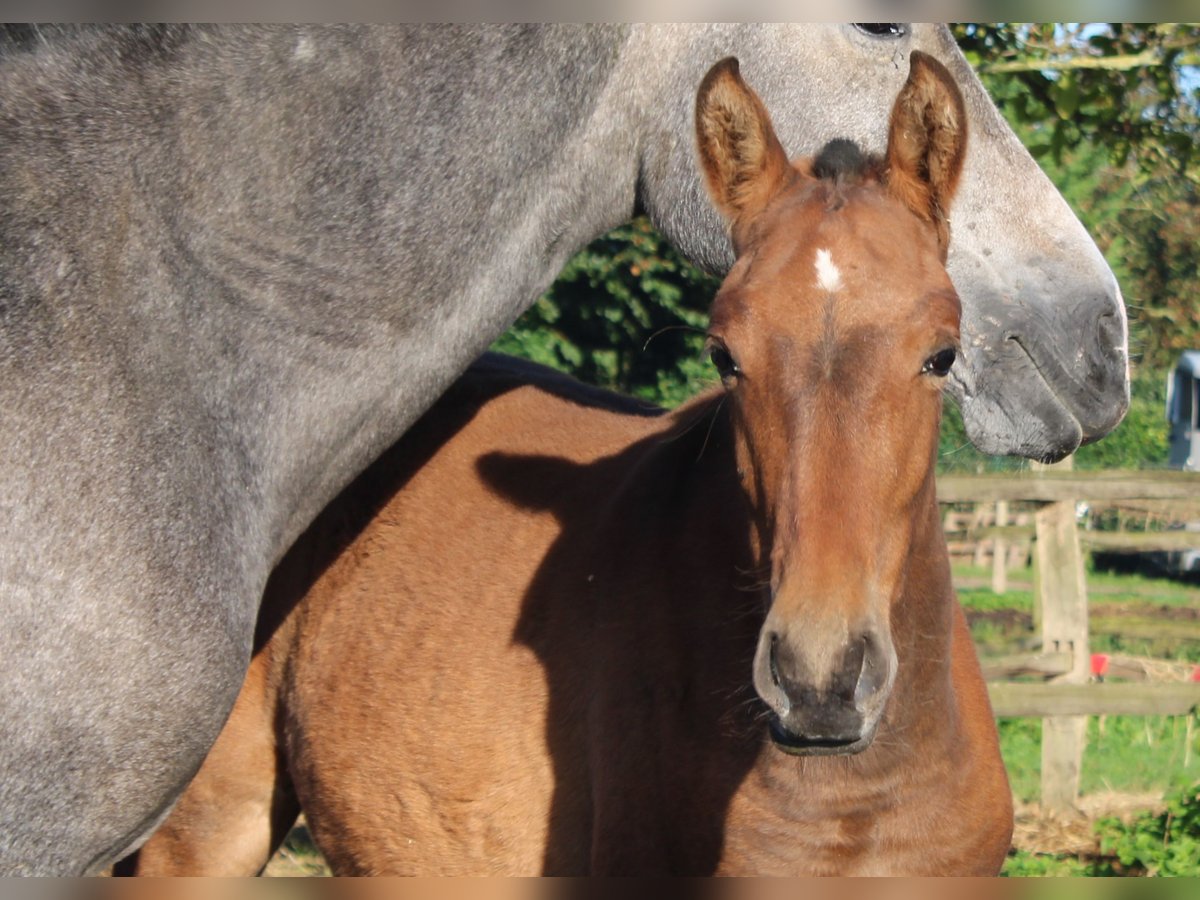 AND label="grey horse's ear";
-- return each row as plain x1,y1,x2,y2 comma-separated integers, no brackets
695,57,796,232
884,50,968,257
